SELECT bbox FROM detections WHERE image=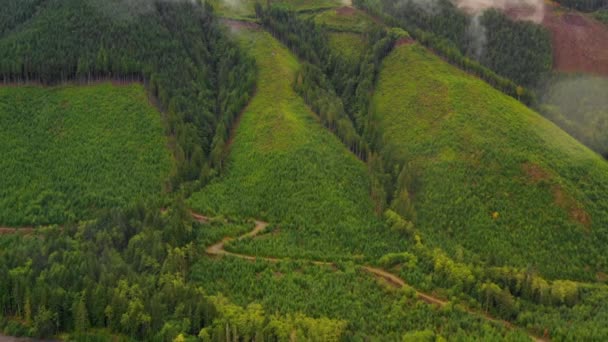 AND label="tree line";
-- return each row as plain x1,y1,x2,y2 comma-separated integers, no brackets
554,0,608,11
0,0,256,189
354,0,548,104
0,201,346,340
255,4,410,214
